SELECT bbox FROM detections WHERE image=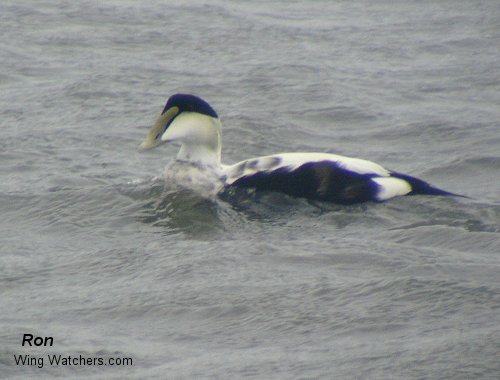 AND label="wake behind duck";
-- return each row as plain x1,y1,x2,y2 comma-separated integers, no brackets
139,94,460,204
